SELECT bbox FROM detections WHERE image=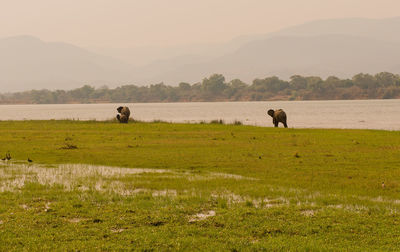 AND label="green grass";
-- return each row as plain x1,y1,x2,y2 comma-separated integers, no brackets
0,120,400,251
